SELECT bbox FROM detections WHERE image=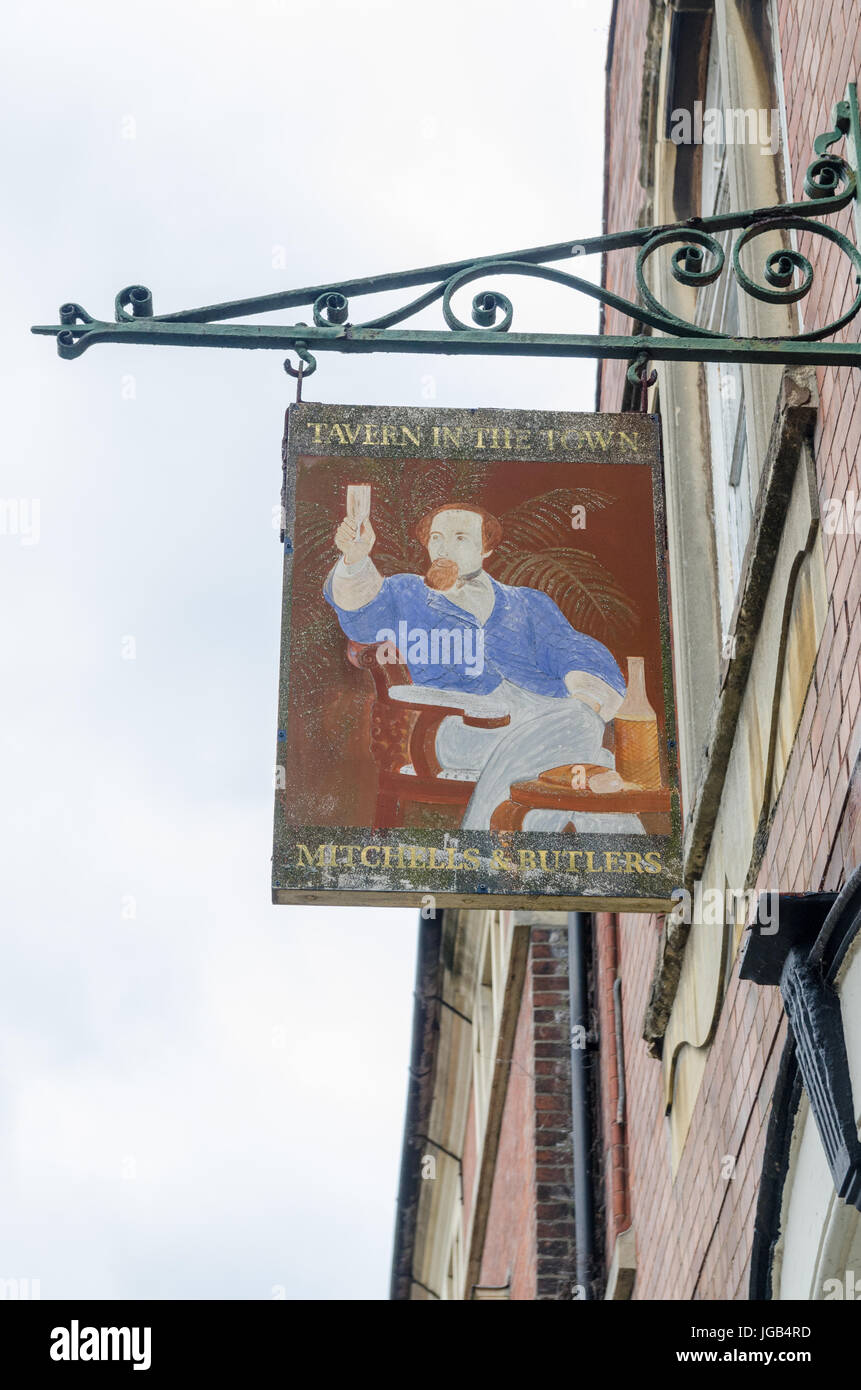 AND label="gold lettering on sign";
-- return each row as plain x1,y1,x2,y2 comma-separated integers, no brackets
293,843,665,875
580,430,613,450
302,419,642,455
